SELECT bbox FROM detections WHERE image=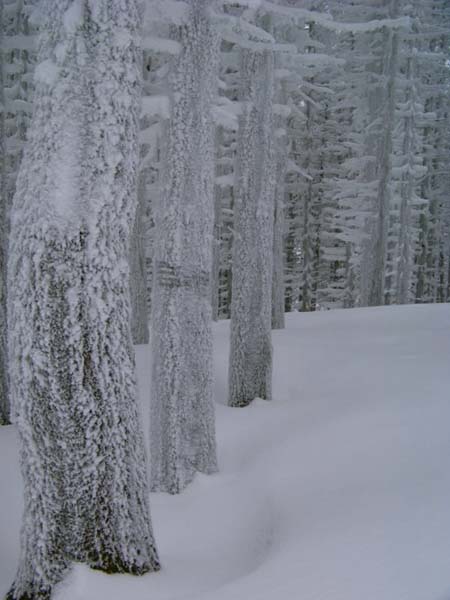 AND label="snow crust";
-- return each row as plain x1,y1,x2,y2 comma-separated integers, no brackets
1,304,450,600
